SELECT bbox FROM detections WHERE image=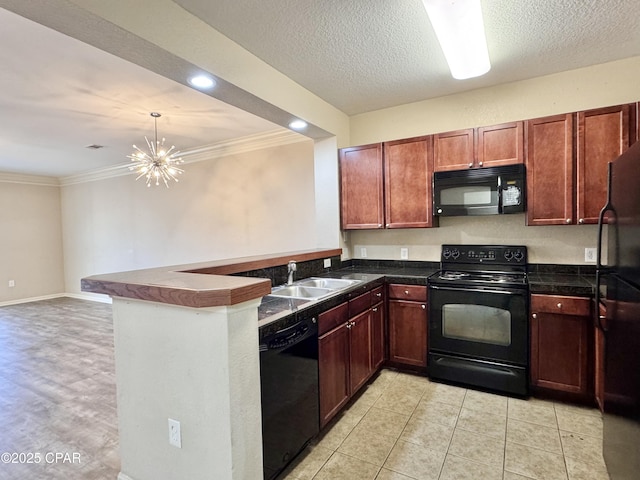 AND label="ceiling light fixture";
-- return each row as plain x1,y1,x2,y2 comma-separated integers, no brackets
289,119,308,130
128,112,184,188
188,75,216,89
422,0,491,80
